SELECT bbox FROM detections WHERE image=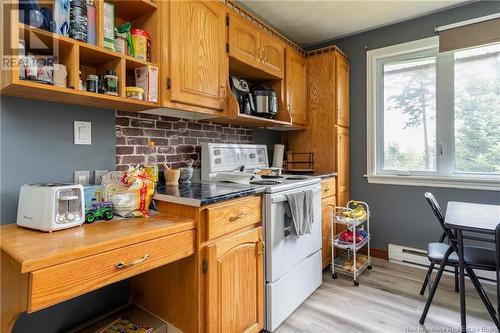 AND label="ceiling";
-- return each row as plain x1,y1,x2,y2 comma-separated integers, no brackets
238,0,470,48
